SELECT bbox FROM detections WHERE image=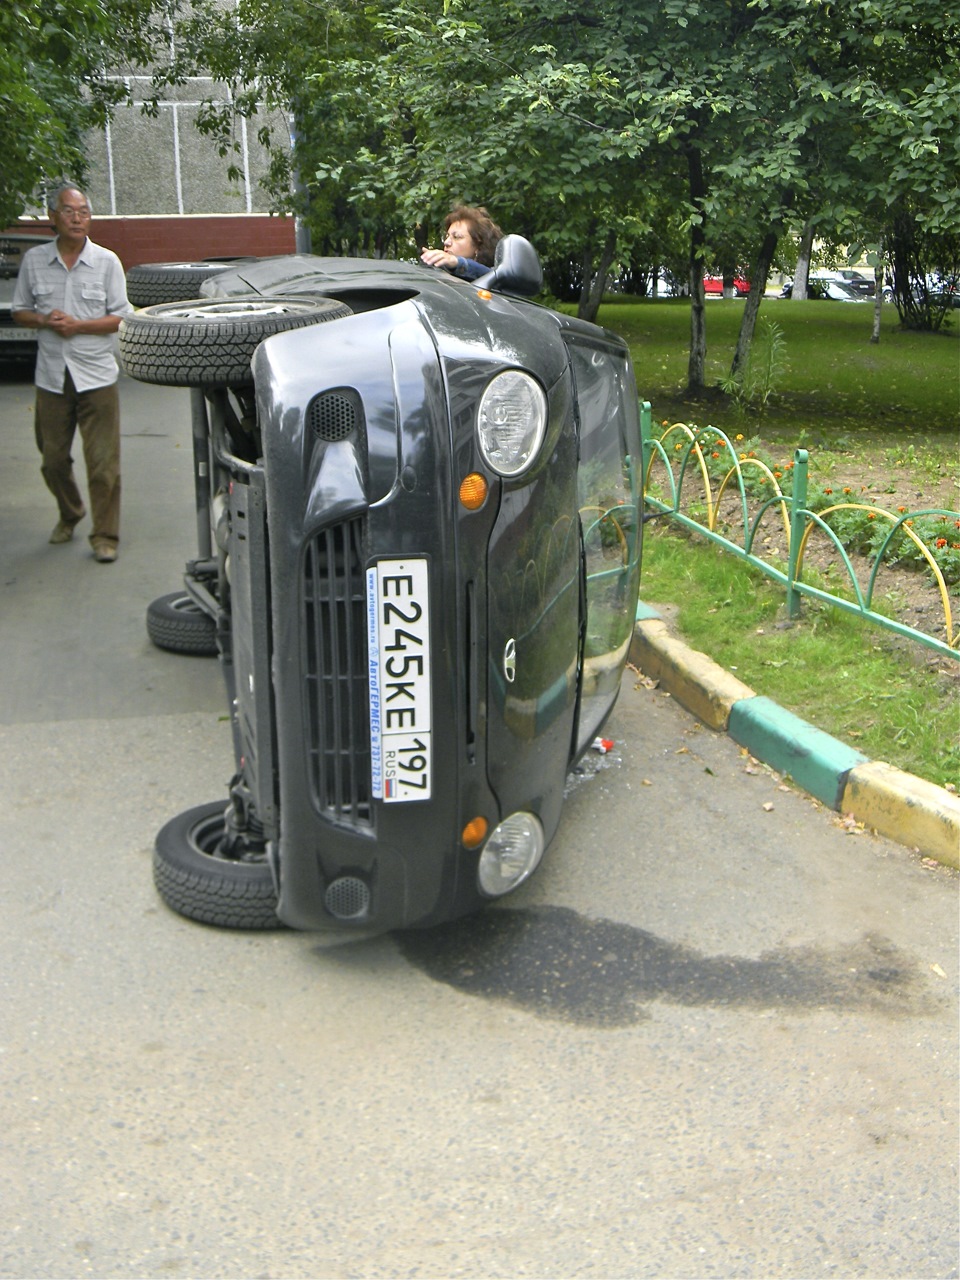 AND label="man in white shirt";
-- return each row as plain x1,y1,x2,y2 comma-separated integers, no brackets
12,185,133,562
